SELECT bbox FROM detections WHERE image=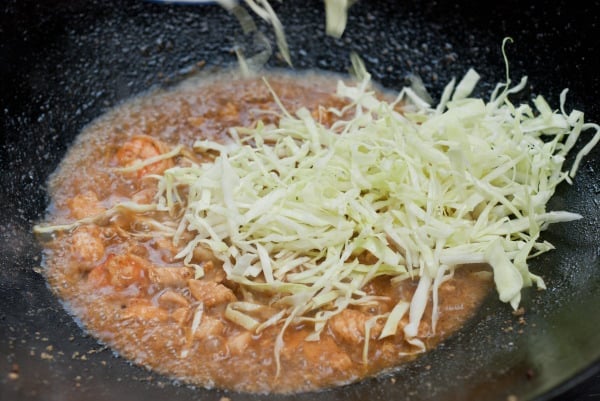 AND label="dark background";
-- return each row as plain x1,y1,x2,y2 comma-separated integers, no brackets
1,0,599,400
